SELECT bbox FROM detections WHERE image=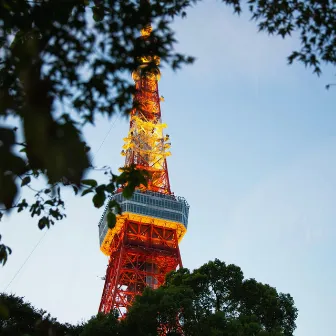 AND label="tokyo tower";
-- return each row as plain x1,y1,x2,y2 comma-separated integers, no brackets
98,23,189,316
